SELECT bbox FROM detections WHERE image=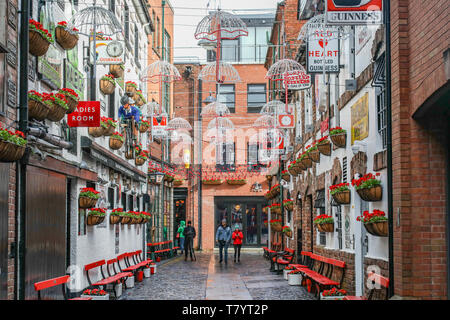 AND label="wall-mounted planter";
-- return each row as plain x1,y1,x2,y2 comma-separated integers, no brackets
46,102,67,122
364,221,388,237
202,180,222,185
309,149,320,163
100,79,116,95
29,30,51,57
330,132,346,148
332,190,351,205
55,27,79,50
301,154,312,168
135,157,146,166
110,215,122,225
28,100,50,121
78,196,97,209
87,214,105,226
226,180,246,185
317,140,332,156
357,185,382,202
88,126,105,138
0,141,26,163
139,123,150,133
316,223,334,233
109,64,124,79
